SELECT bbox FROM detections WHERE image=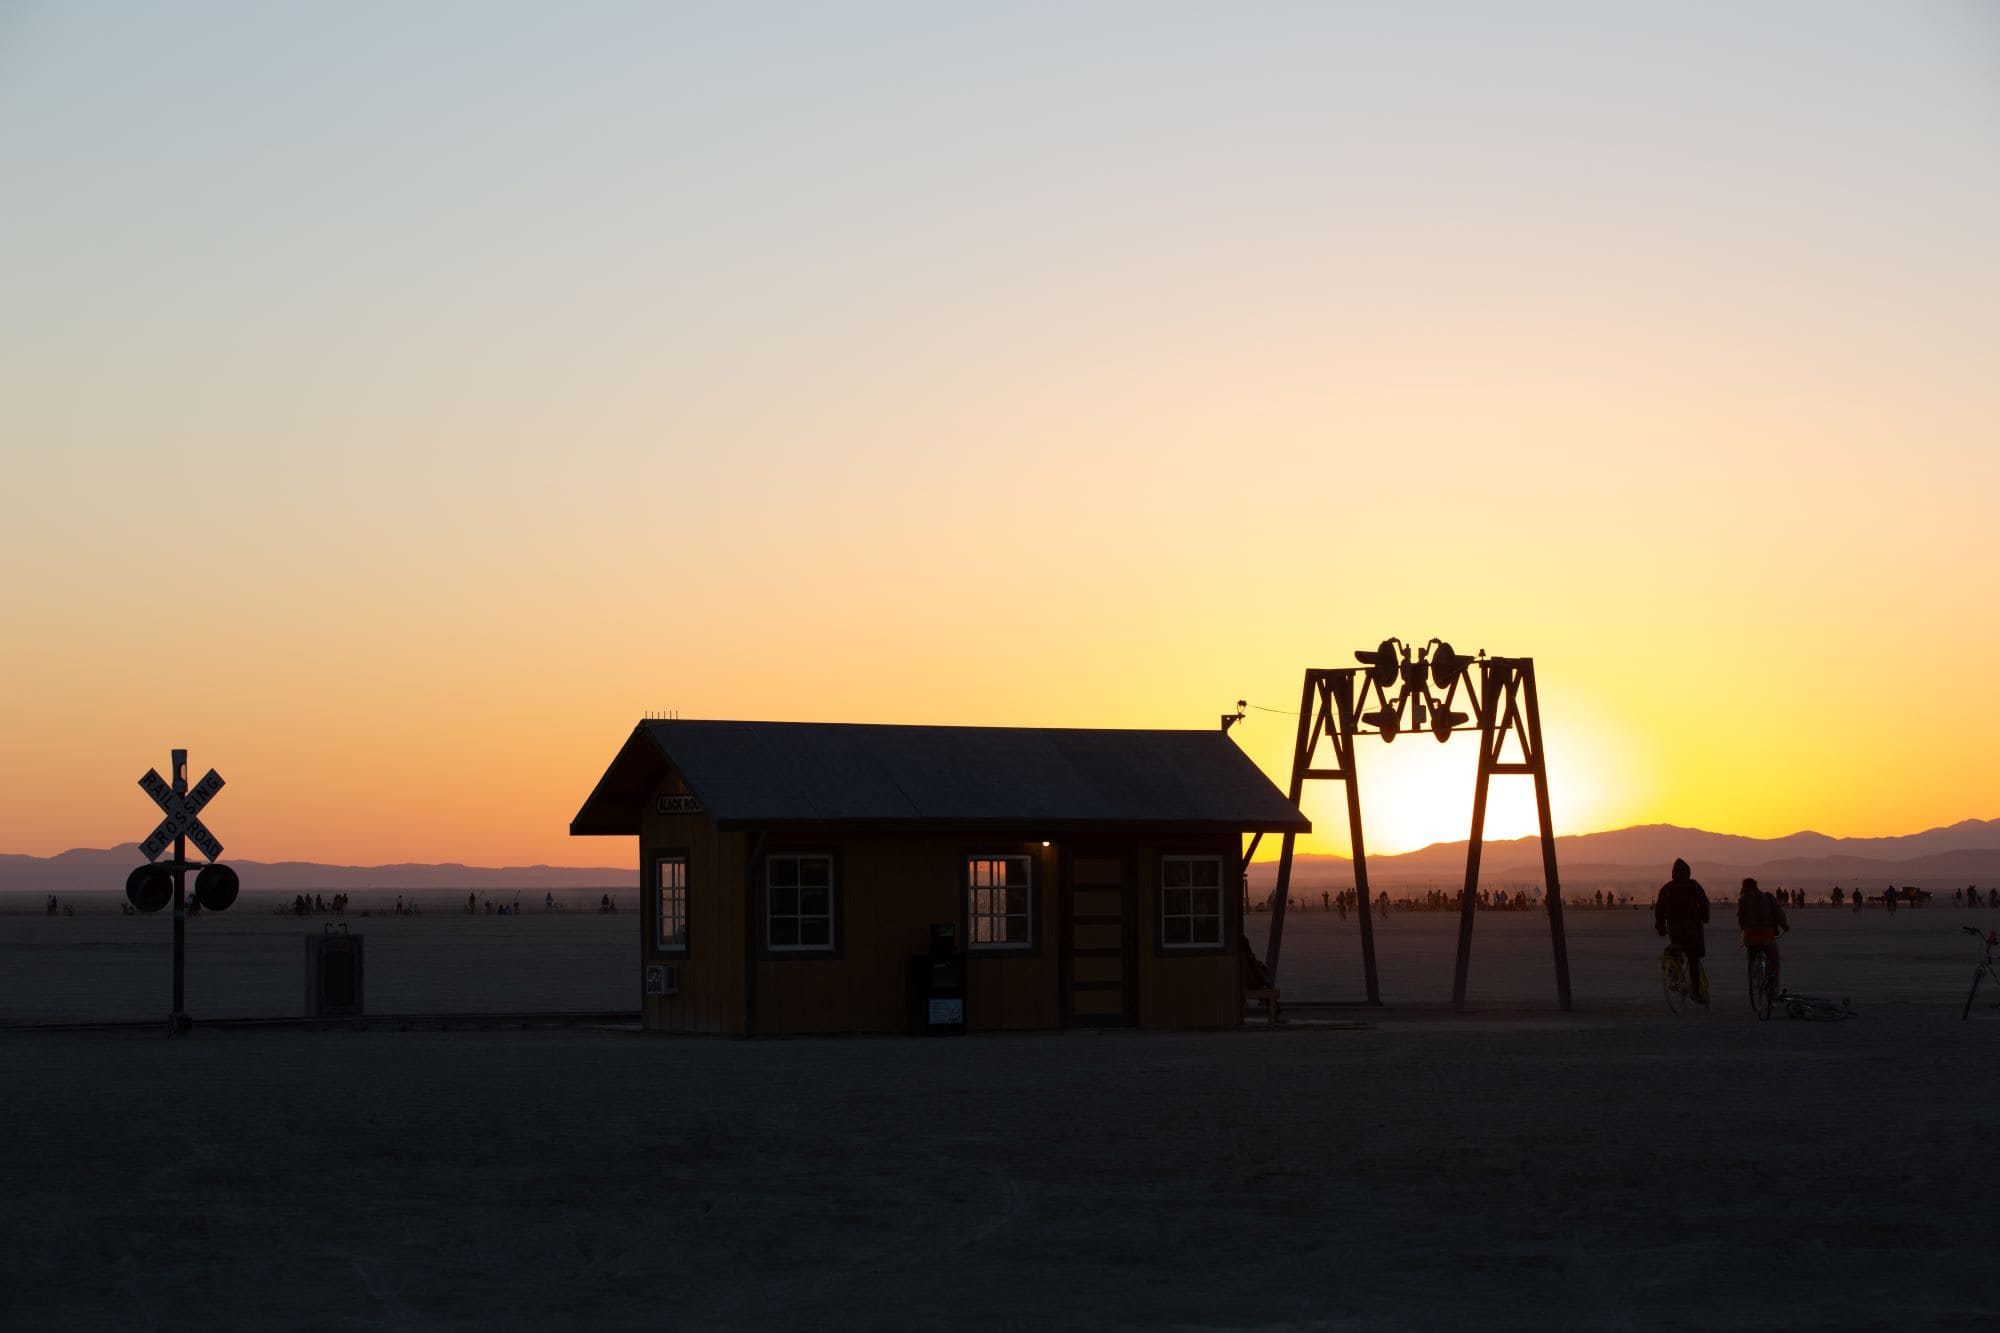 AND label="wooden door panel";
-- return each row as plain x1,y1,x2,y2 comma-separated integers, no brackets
1065,851,1133,1026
